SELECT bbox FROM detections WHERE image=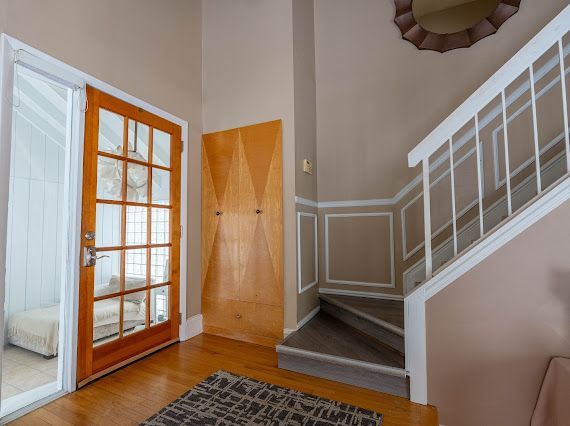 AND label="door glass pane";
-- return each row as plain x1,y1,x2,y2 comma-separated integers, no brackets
151,285,169,326
96,203,122,247
94,250,121,297
98,109,124,155
151,247,170,284
151,208,169,244
3,66,70,411
93,296,121,346
153,129,171,167
128,119,149,162
97,156,123,201
122,291,147,336
126,163,148,203
126,206,147,246
125,249,147,288
152,168,170,205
